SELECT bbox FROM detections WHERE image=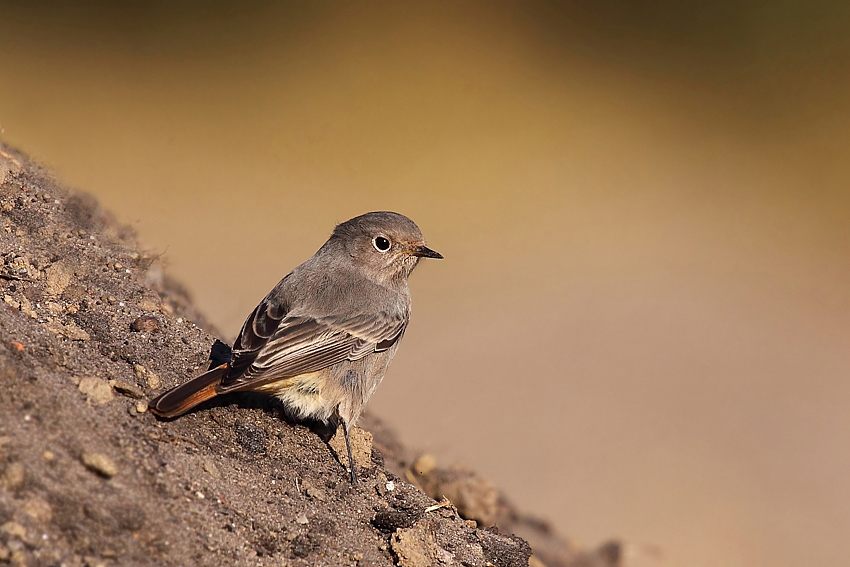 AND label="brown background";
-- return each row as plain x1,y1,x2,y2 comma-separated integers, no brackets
1,2,849,566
